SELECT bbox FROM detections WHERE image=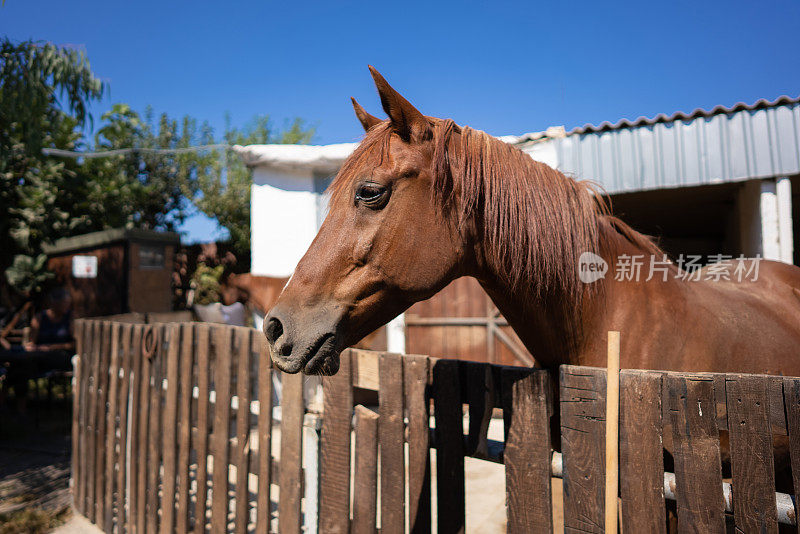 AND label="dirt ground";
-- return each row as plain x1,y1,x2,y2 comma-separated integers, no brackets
0,396,74,532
